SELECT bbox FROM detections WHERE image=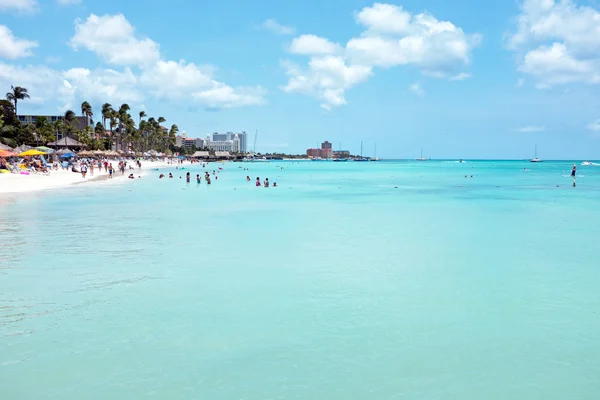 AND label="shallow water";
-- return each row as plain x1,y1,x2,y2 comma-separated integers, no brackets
2,160,600,399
